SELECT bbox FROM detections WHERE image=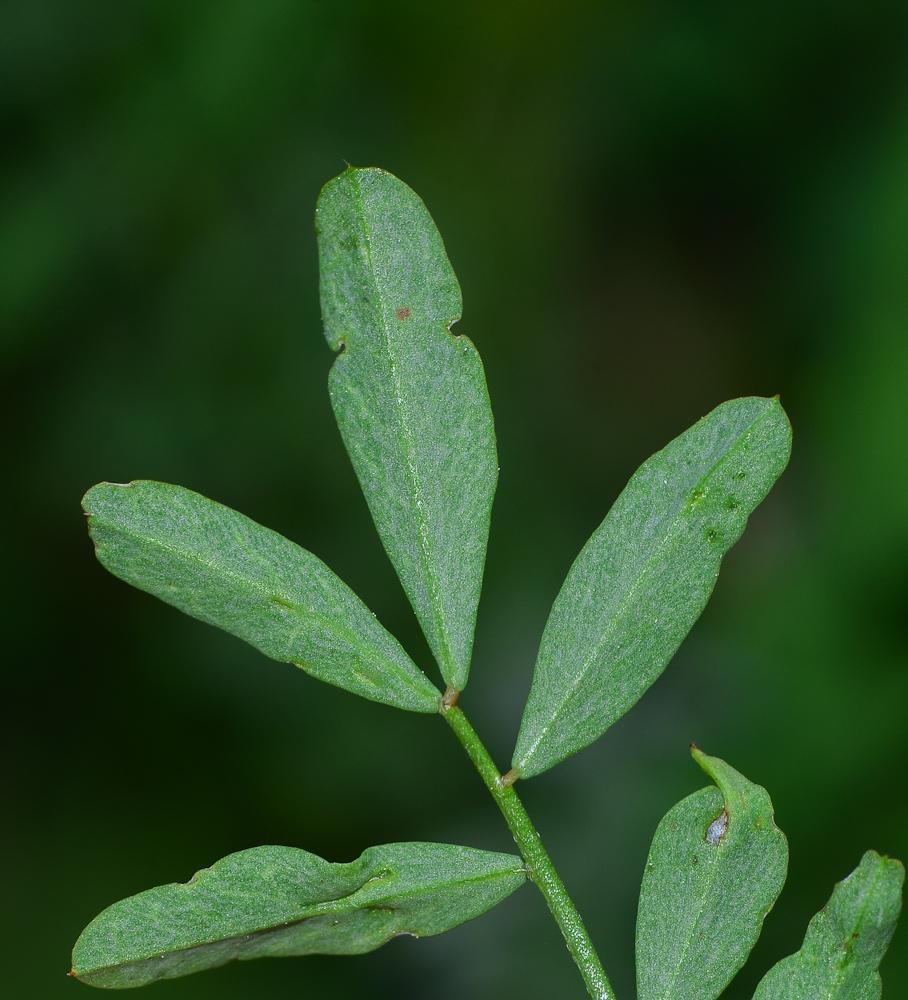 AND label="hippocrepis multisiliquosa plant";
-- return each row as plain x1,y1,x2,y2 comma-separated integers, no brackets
71,167,903,999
